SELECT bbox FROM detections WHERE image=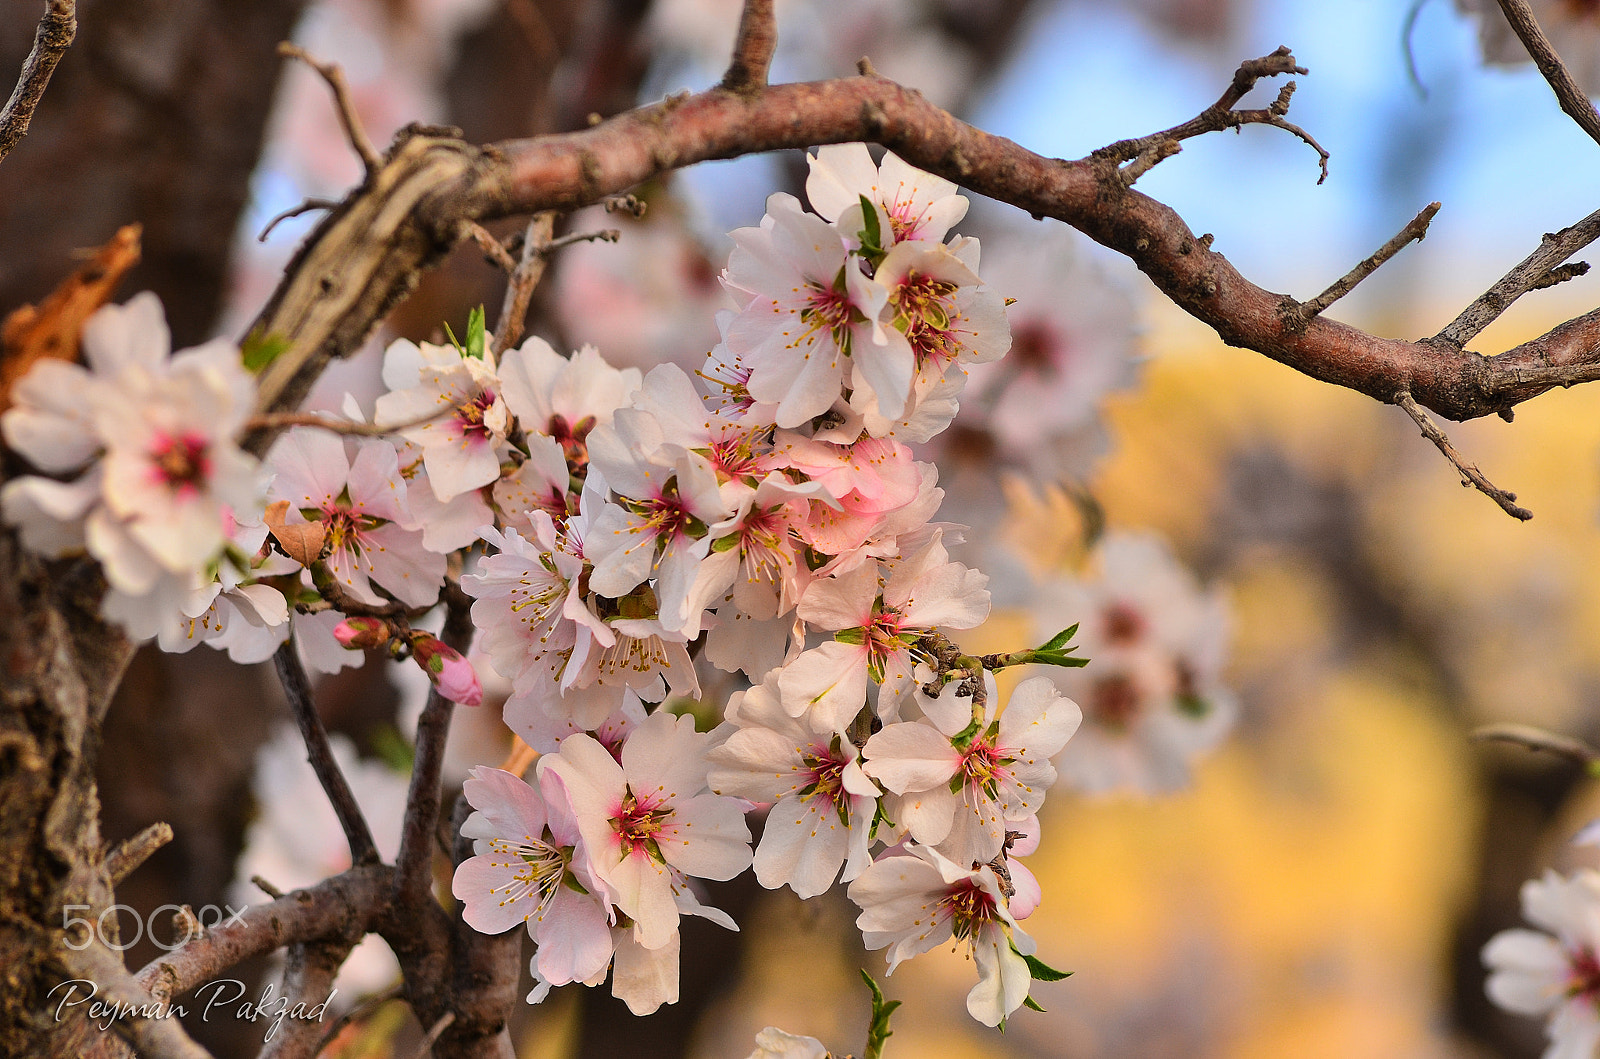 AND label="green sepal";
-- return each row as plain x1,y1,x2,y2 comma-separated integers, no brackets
441,320,466,356
1022,995,1046,1013
241,328,290,373
1031,650,1090,669
711,533,741,553
950,717,982,750
834,626,867,646
860,969,901,1059
1022,952,1072,982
